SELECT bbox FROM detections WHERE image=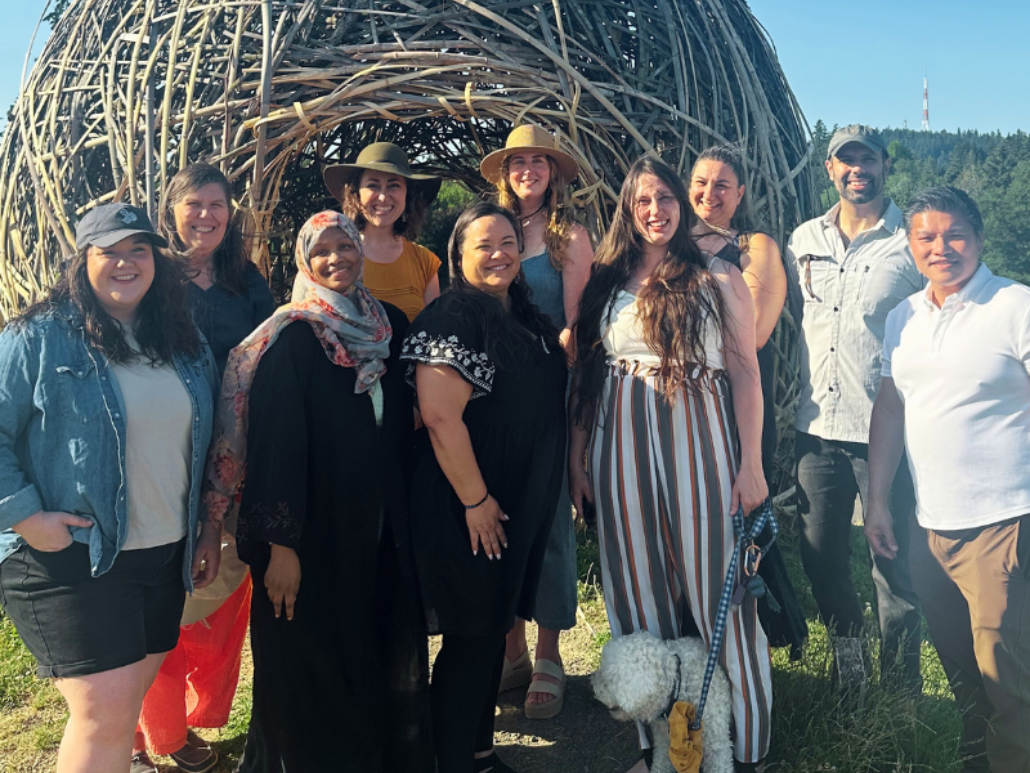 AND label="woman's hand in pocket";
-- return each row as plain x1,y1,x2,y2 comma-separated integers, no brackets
12,511,92,552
